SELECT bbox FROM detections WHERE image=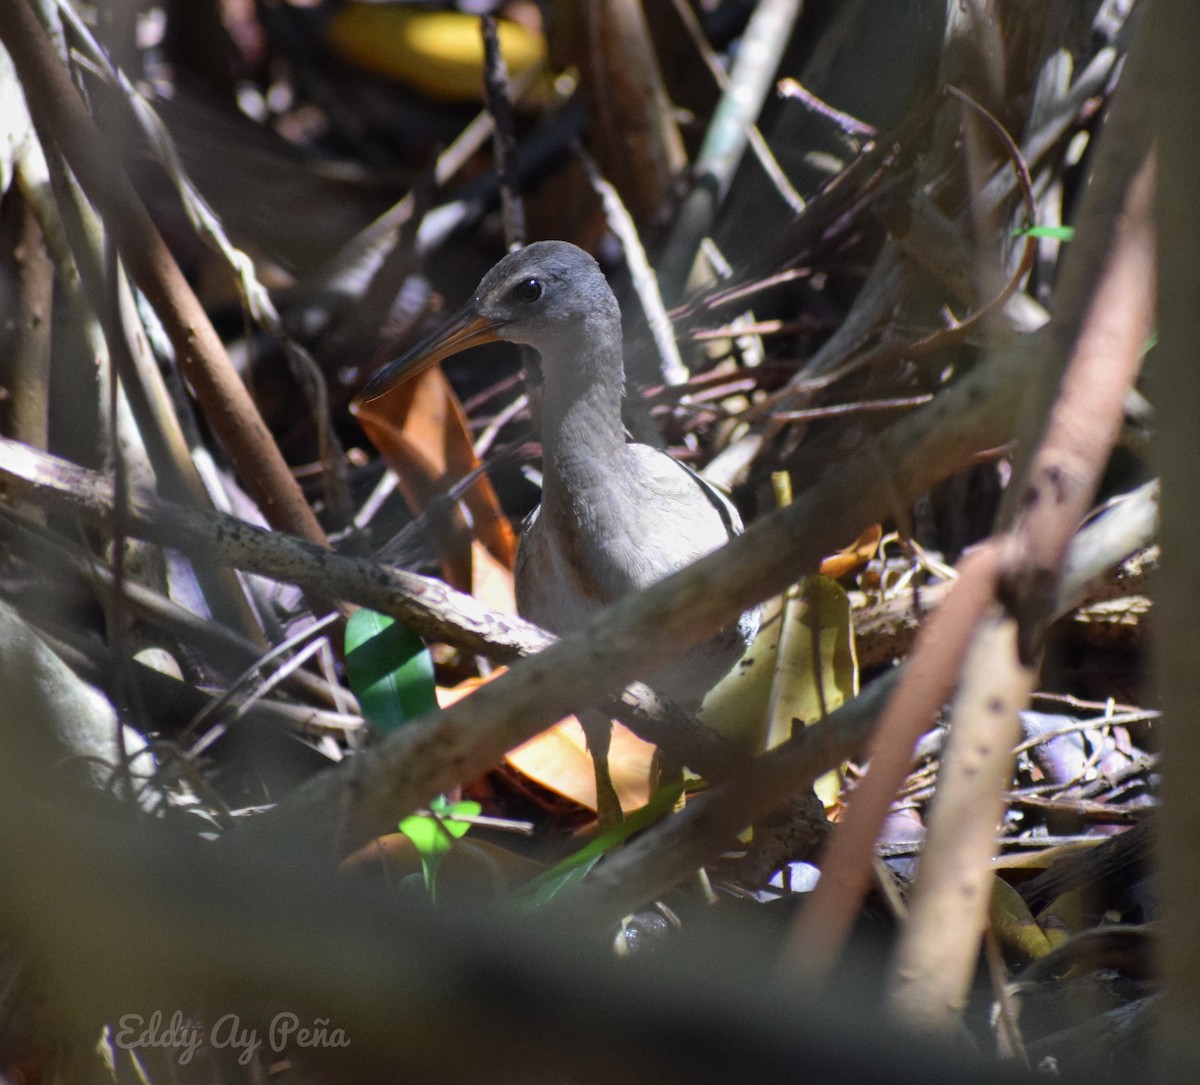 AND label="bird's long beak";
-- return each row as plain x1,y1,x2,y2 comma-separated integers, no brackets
353,304,508,408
